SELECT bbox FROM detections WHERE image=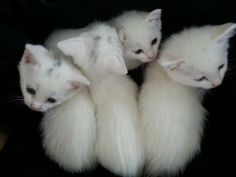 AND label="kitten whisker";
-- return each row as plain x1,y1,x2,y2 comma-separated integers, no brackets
7,95,25,105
